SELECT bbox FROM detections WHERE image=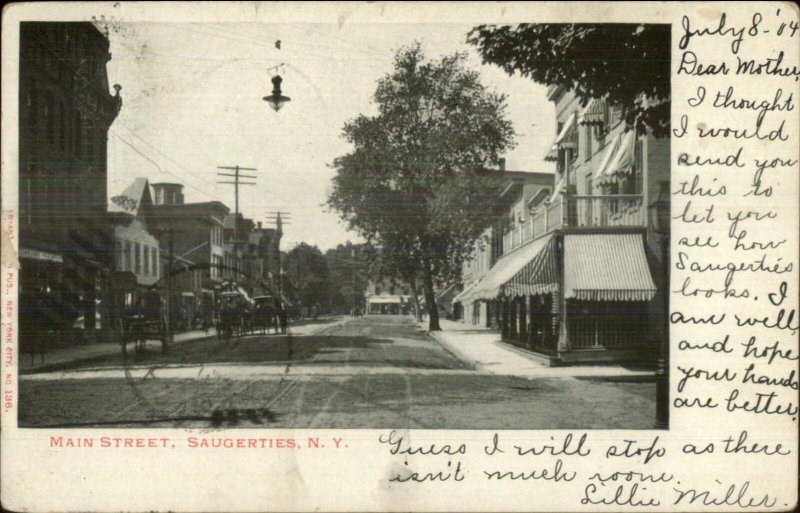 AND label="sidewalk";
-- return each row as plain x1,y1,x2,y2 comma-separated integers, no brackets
426,319,655,379
18,316,346,372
